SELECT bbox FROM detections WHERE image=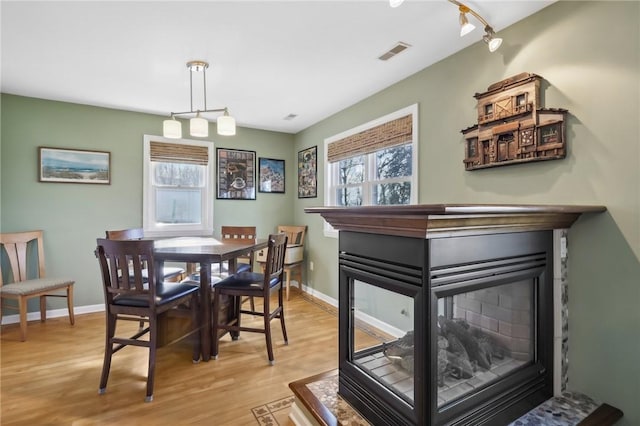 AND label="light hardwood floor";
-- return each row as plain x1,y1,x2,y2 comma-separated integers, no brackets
0,291,344,425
